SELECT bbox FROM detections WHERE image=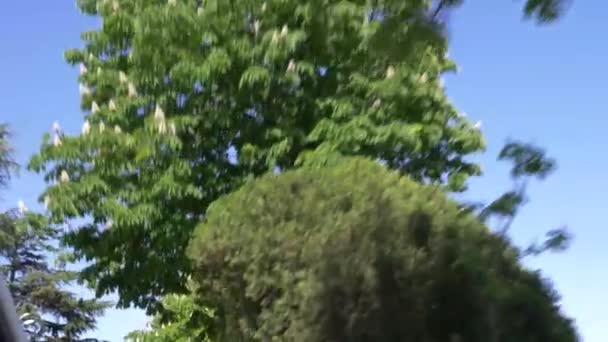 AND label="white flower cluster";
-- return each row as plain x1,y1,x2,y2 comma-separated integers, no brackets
271,24,289,43
18,200,28,215
154,105,176,135
52,122,62,147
